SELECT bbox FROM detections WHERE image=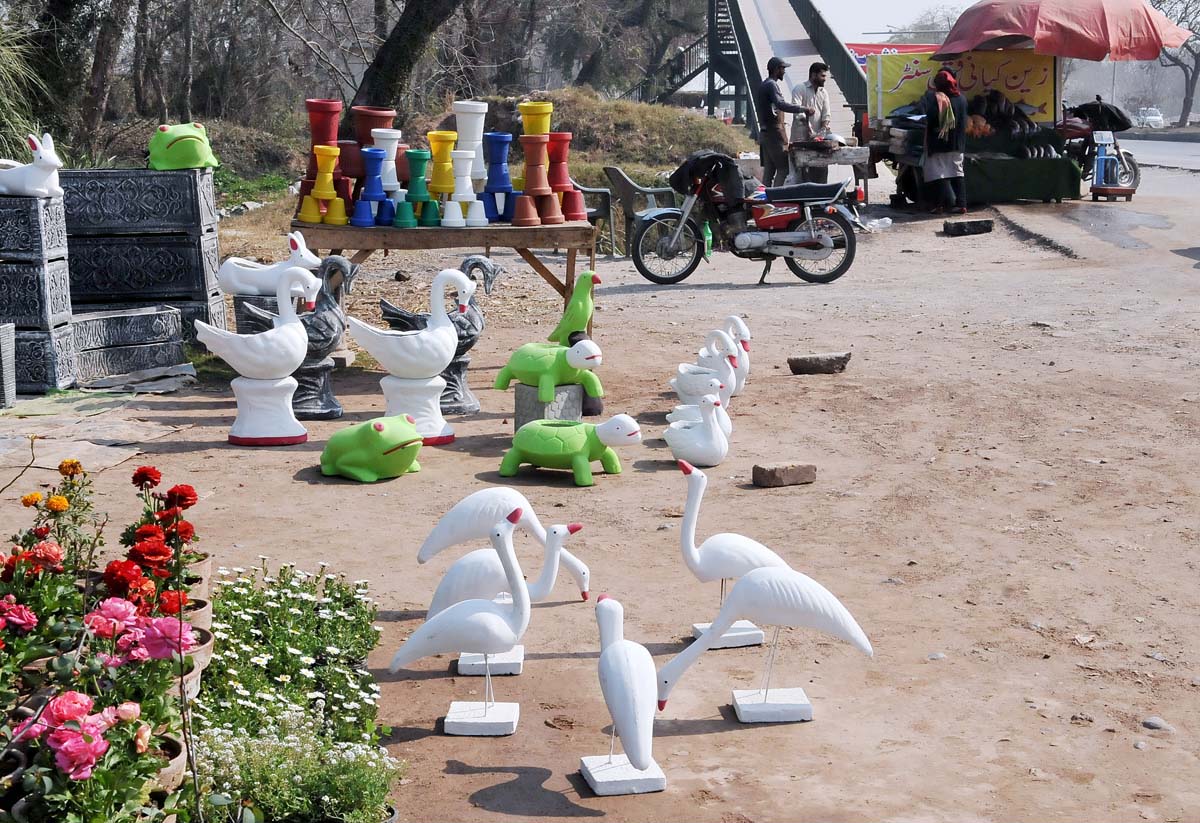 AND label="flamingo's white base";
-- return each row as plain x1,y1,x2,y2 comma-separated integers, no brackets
456,645,524,676
228,377,307,446
692,620,764,649
381,375,454,445
732,687,813,723
444,701,519,735
580,755,666,796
